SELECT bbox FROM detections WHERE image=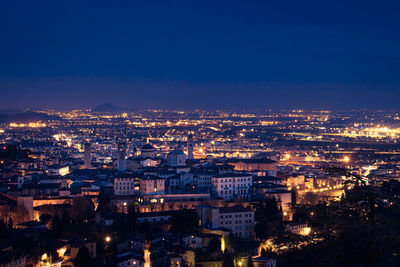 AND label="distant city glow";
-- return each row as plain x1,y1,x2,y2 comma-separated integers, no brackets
9,122,46,128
